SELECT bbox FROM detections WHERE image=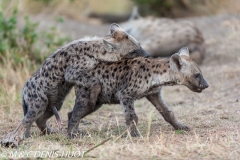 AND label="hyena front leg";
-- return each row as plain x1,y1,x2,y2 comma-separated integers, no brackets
64,67,101,110
120,98,139,137
147,90,190,131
